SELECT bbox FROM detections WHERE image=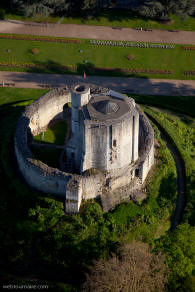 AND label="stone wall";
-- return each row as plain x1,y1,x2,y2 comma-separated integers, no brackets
137,106,154,183
28,87,71,135
14,88,74,197
14,85,154,213
14,85,110,213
